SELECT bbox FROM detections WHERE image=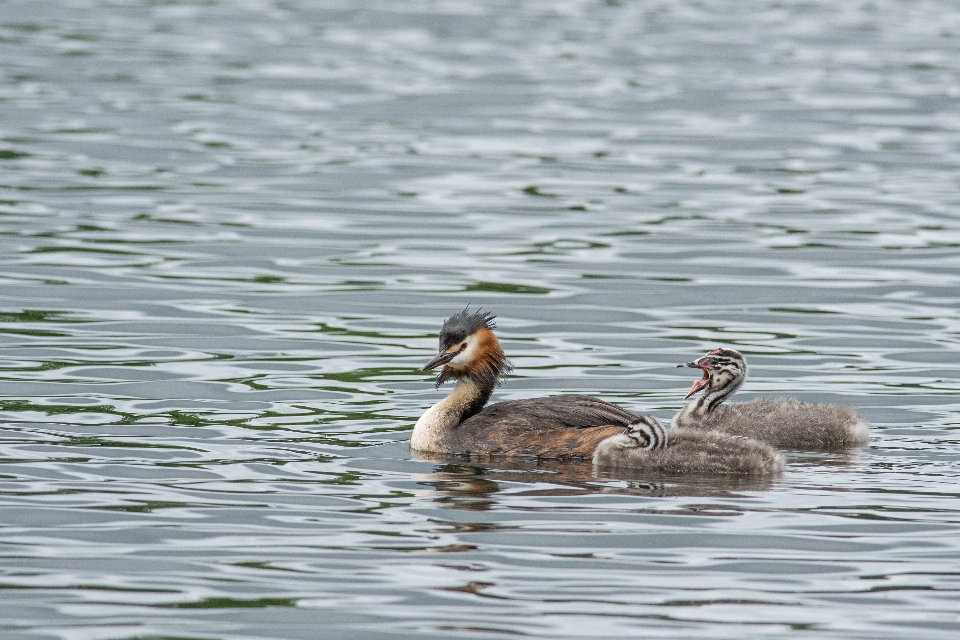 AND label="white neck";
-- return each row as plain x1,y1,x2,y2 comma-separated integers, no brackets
411,378,489,452
677,371,743,423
